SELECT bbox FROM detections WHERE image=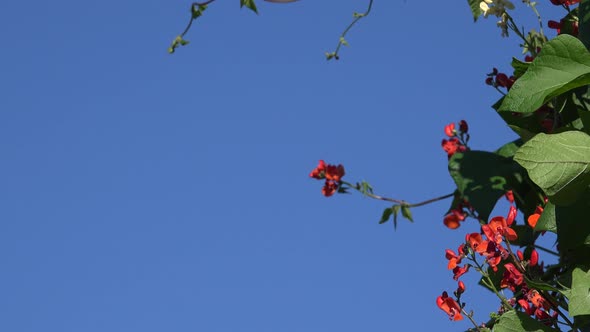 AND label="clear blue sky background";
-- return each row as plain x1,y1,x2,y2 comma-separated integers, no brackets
1,1,563,331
